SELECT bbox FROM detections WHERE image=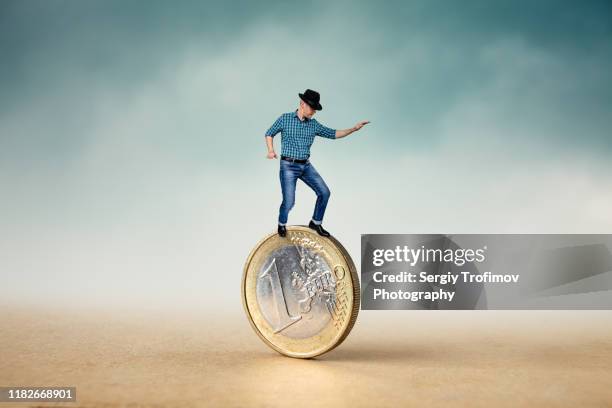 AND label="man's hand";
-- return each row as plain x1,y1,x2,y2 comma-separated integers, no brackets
265,136,277,158
353,120,370,131
336,120,371,139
